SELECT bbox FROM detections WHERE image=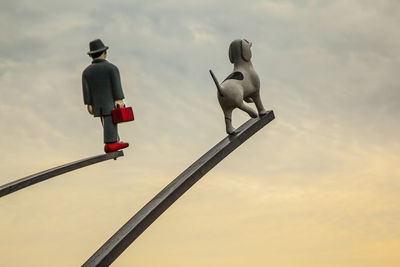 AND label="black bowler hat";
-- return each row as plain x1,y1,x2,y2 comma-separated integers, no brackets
87,39,109,55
